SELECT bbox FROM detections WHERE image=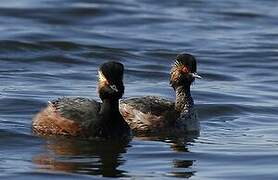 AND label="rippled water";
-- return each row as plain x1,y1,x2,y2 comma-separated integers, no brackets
0,0,278,179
